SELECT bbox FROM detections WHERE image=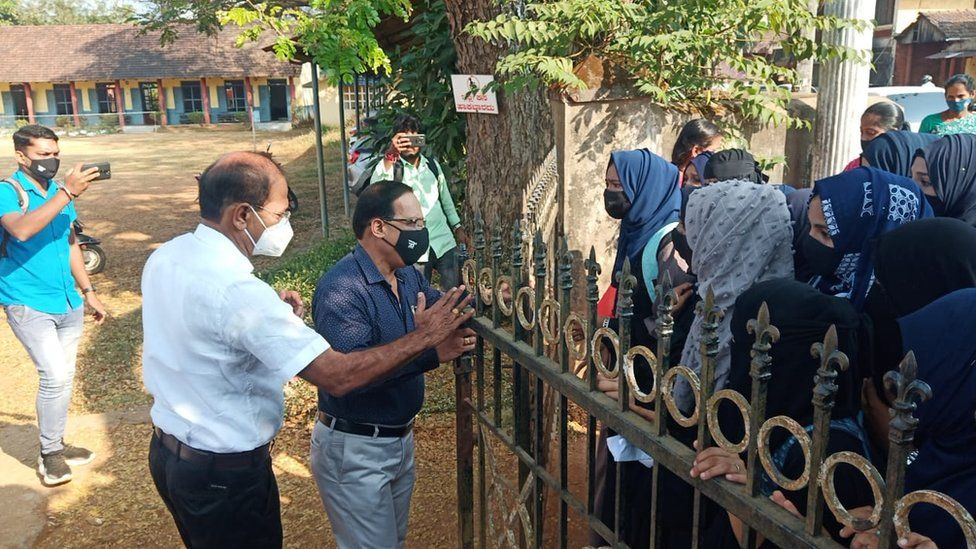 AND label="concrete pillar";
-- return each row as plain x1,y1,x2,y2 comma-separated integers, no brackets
811,0,874,181
68,82,81,127
23,82,35,124
199,78,211,124
156,79,168,126
114,80,125,128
